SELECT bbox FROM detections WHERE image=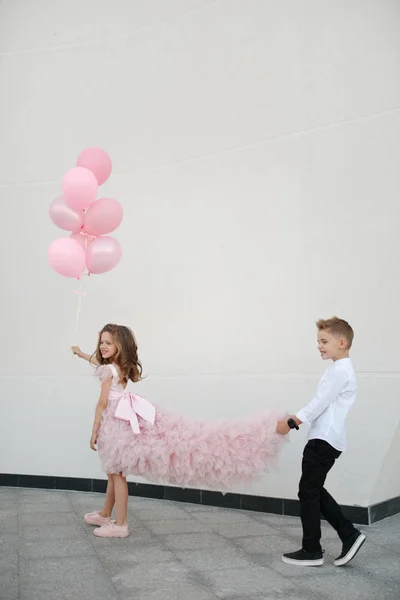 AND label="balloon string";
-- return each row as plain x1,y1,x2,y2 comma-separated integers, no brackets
72,279,84,347
72,235,88,347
